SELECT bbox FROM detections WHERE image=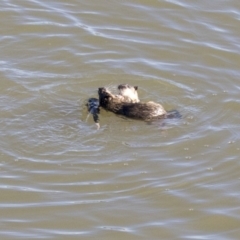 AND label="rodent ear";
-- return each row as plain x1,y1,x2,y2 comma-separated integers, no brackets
134,86,138,90
98,88,106,94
